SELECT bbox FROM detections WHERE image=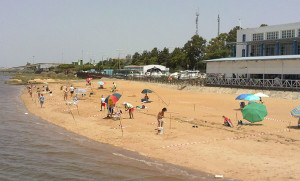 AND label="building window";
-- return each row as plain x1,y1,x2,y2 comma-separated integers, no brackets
298,43,300,54
250,44,261,56
281,29,295,39
242,34,246,42
252,33,264,41
298,29,300,37
265,44,276,56
242,49,245,57
280,43,293,55
266,32,279,40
